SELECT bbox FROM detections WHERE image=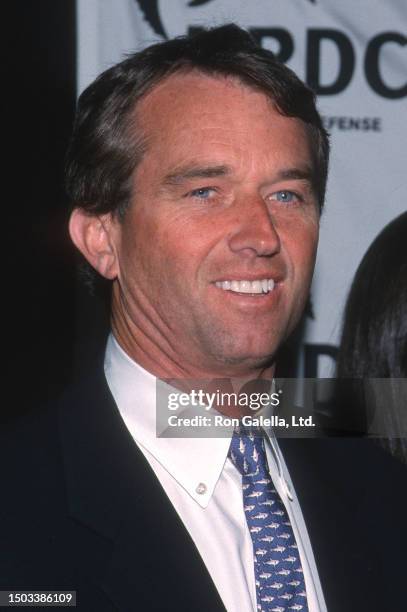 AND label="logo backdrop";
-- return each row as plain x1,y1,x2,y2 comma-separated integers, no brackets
77,0,406,376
